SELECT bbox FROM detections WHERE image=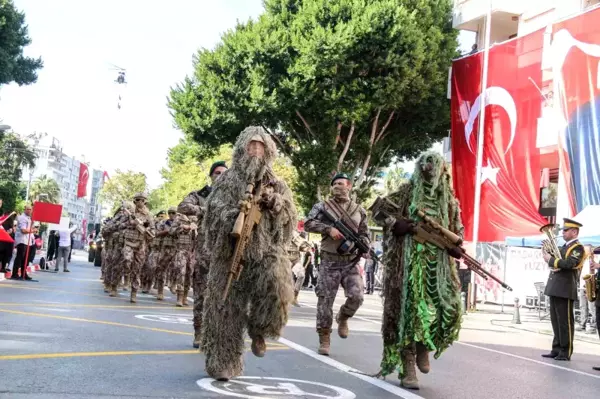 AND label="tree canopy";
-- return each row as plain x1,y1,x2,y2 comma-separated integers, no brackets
169,0,458,210
0,132,36,212
0,0,43,86
98,170,148,214
30,174,60,203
